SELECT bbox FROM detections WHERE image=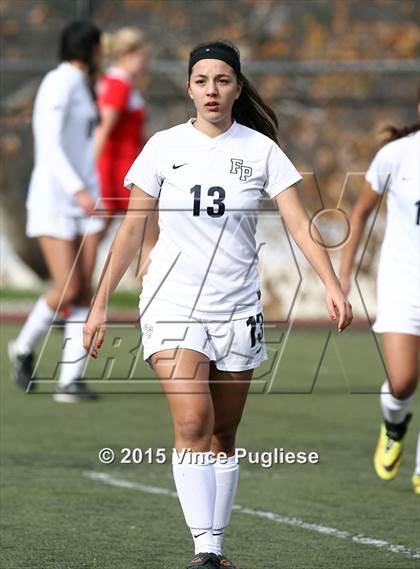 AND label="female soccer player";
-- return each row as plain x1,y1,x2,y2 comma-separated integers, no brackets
339,108,419,494
8,21,104,402
96,27,148,224
84,41,352,568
